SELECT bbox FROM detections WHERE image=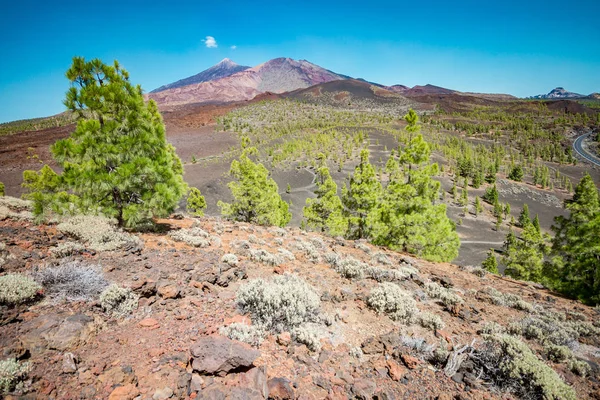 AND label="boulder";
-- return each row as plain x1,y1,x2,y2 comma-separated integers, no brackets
267,377,295,399
190,336,260,376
